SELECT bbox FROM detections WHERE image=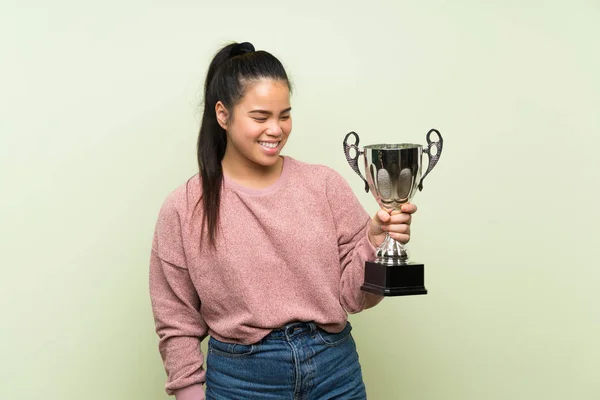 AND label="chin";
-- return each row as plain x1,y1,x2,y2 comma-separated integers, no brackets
256,156,281,167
